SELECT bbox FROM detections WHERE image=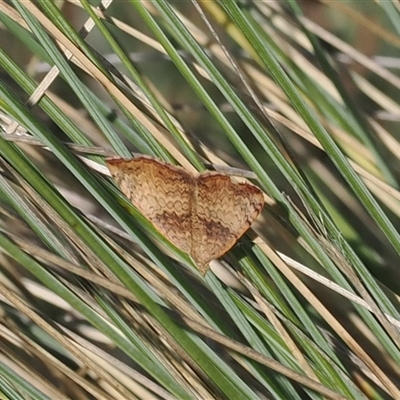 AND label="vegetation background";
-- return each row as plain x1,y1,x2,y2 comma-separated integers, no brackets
0,0,399,399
